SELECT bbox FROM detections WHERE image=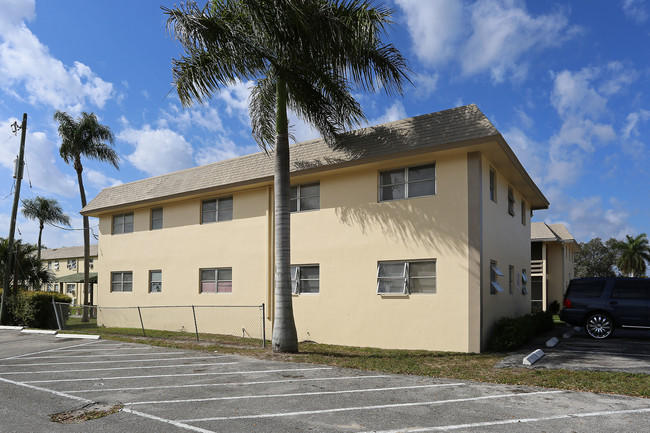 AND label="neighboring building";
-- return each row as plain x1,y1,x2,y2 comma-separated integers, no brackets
40,245,99,306
82,105,549,353
530,222,580,312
